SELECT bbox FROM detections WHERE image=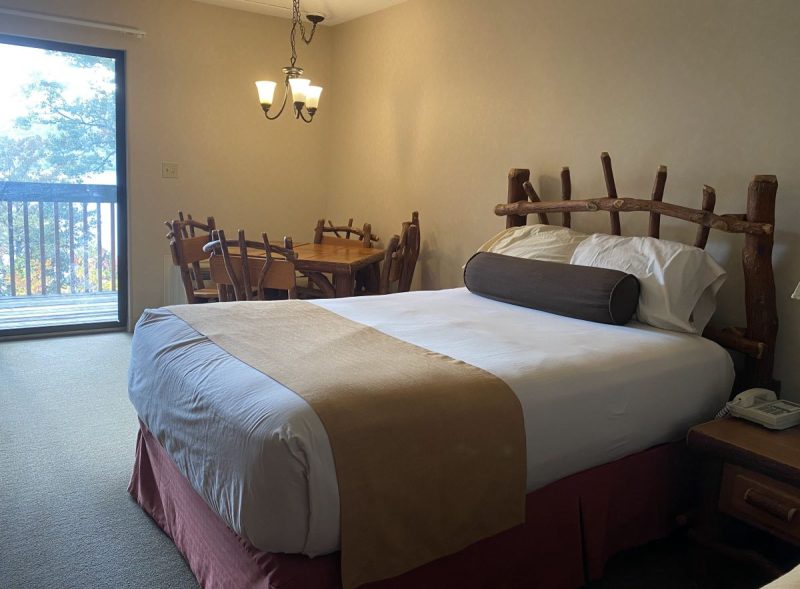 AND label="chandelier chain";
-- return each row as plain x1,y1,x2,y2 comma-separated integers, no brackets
289,0,298,67
295,0,318,45
289,0,318,68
